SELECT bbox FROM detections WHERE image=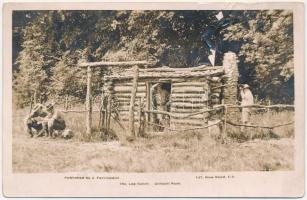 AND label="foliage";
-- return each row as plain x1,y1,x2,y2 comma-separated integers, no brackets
13,16,53,106
13,10,294,106
224,10,294,103
51,51,87,100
